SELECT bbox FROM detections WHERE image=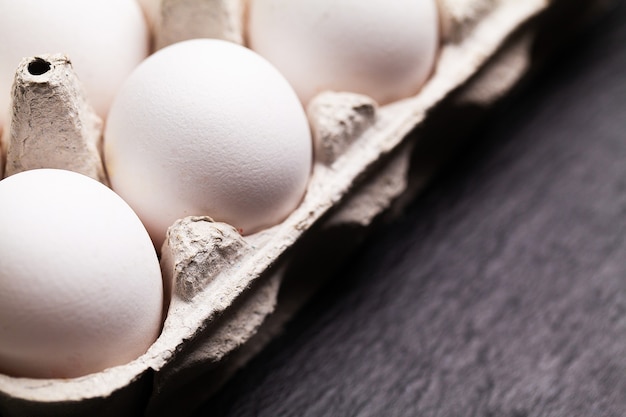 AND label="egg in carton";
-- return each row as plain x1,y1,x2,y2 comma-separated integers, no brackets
0,0,606,415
